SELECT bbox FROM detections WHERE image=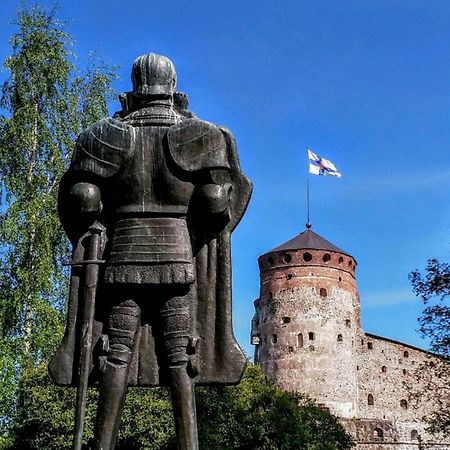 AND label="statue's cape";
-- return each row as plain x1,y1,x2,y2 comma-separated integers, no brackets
49,125,252,387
